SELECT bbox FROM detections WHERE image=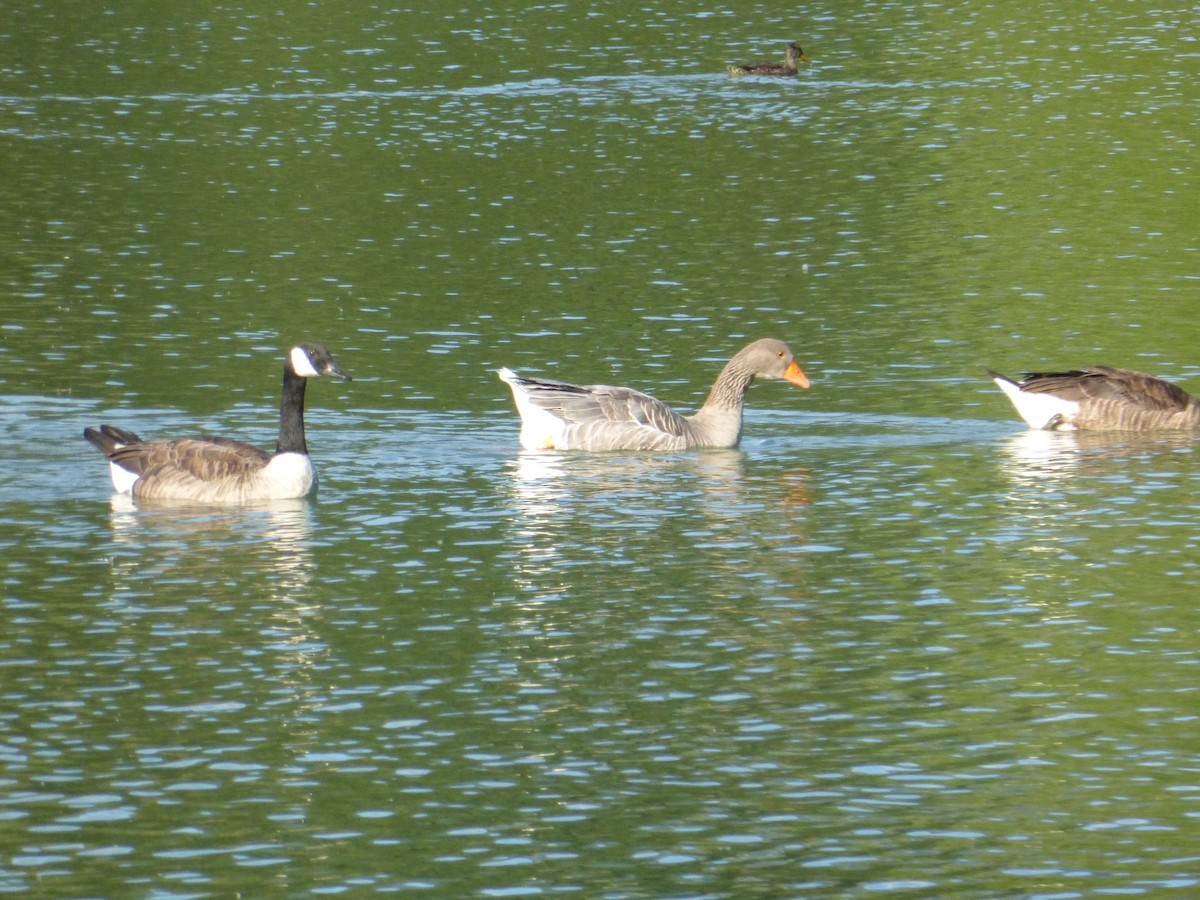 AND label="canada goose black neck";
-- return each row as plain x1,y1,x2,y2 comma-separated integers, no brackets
277,365,309,455
275,342,351,455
